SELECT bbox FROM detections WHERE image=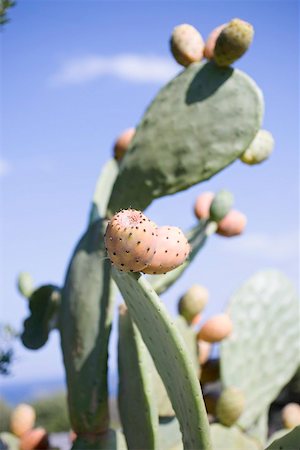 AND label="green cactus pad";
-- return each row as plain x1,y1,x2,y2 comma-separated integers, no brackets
221,270,300,429
210,424,259,450
112,268,212,450
118,307,158,449
61,219,114,434
108,61,263,213
89,158,119,224
159,418,183,450
151,316,199,418
265,426,300,450
21,285,61,349
72,429,127,450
